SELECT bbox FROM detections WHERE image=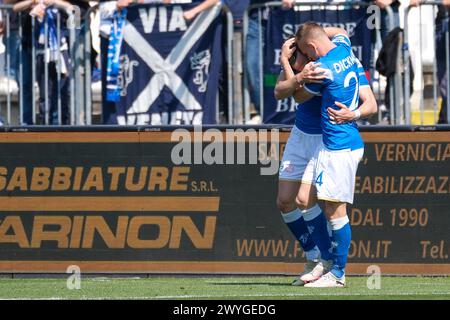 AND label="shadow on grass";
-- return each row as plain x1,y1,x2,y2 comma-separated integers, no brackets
208,282,292,287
